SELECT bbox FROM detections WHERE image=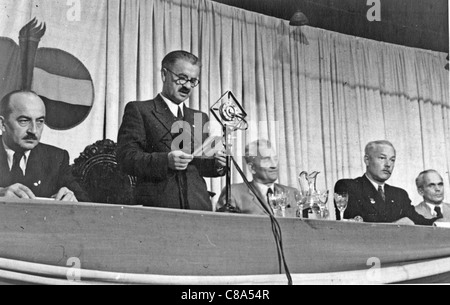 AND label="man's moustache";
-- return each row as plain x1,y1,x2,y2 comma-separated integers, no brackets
23,135,38,140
